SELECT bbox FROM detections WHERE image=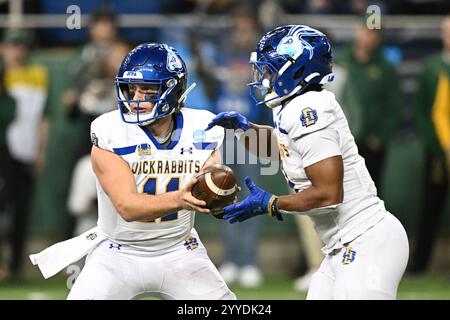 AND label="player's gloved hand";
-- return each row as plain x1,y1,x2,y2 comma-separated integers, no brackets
223,177,283,224
205,112,250,131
